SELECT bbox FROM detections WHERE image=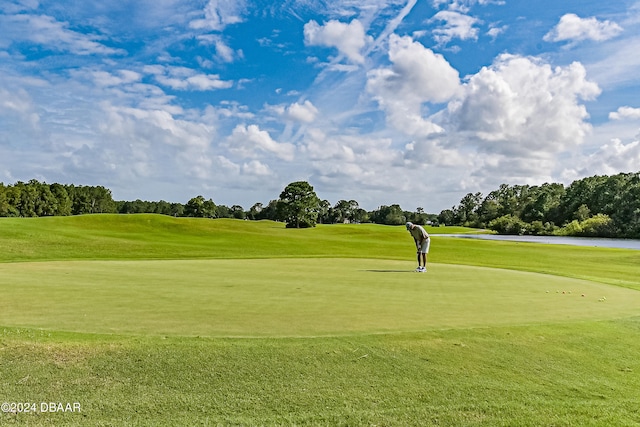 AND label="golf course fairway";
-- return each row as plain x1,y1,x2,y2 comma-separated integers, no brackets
1,215,640,426
1,258,637,337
